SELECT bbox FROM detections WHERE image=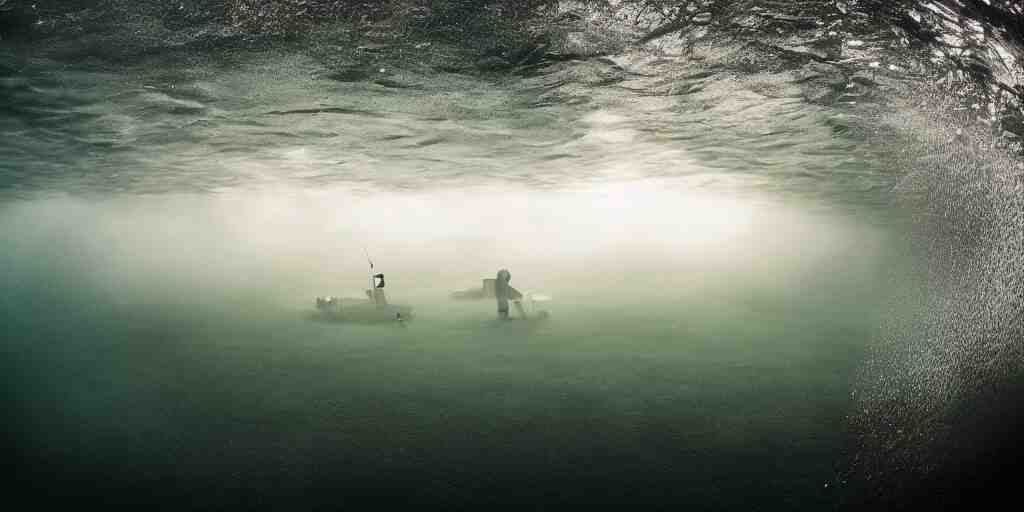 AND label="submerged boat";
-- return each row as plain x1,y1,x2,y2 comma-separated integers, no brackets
453,271,553,321
314,263,413,324
314,296,413,324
